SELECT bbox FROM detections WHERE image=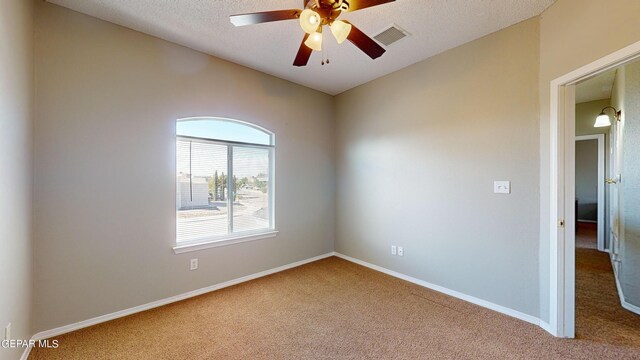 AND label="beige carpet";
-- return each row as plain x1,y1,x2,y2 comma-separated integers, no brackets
30,256,640,359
